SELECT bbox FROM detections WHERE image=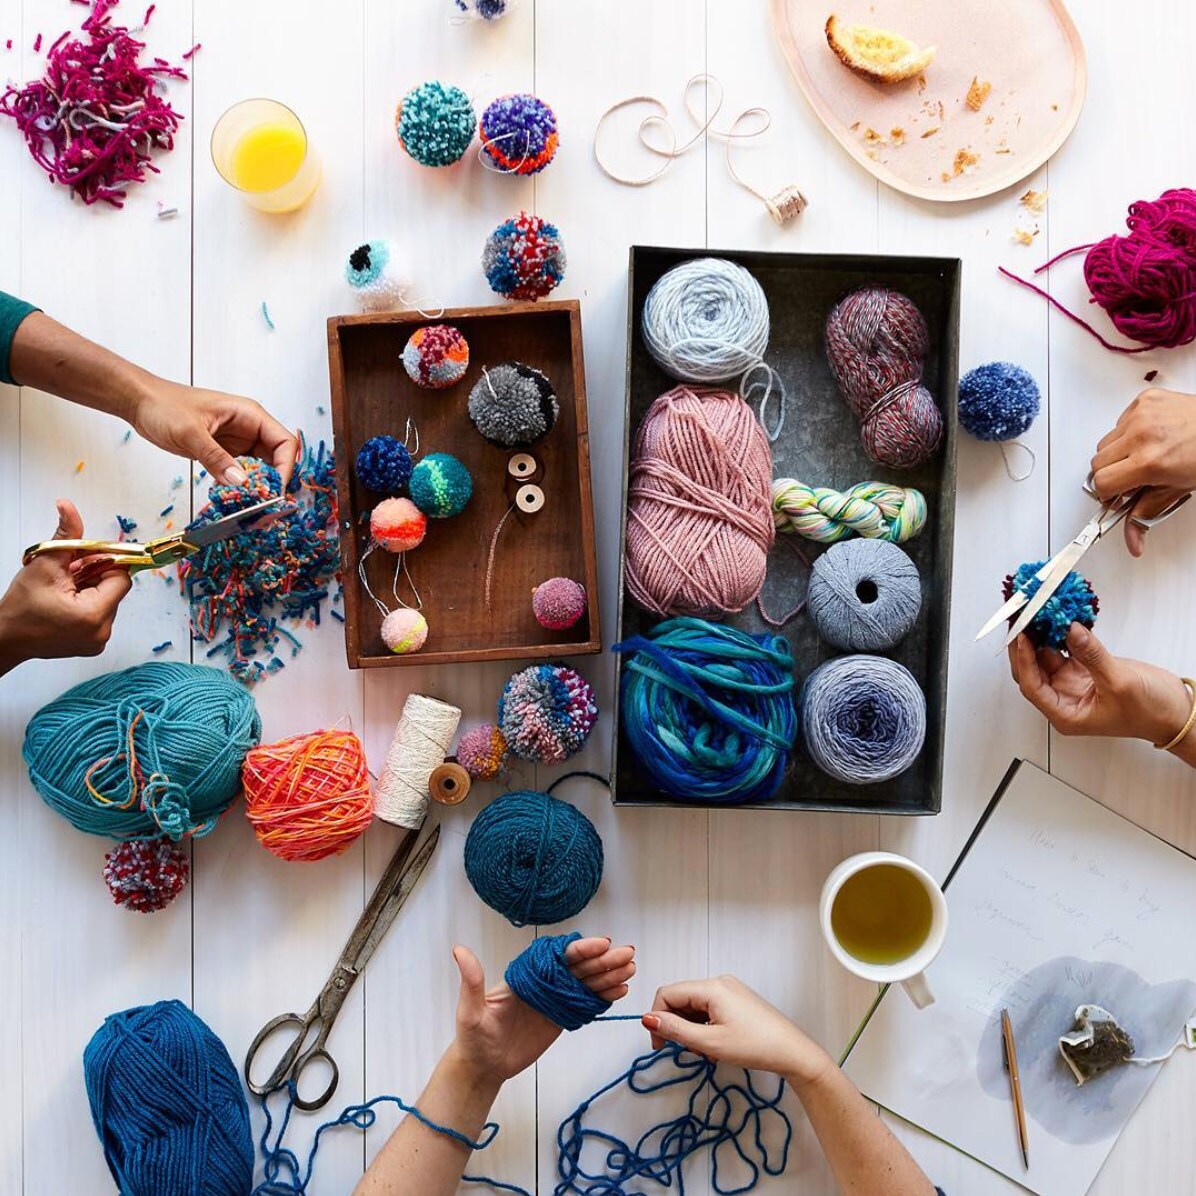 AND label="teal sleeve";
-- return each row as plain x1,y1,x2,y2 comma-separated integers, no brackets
0,290,39,385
